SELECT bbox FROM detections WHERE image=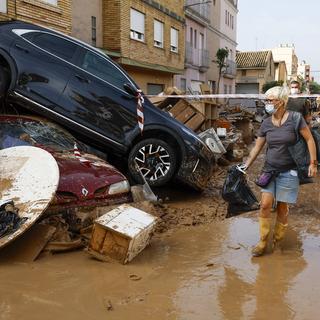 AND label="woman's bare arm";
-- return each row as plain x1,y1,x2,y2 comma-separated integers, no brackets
244,137,266,169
